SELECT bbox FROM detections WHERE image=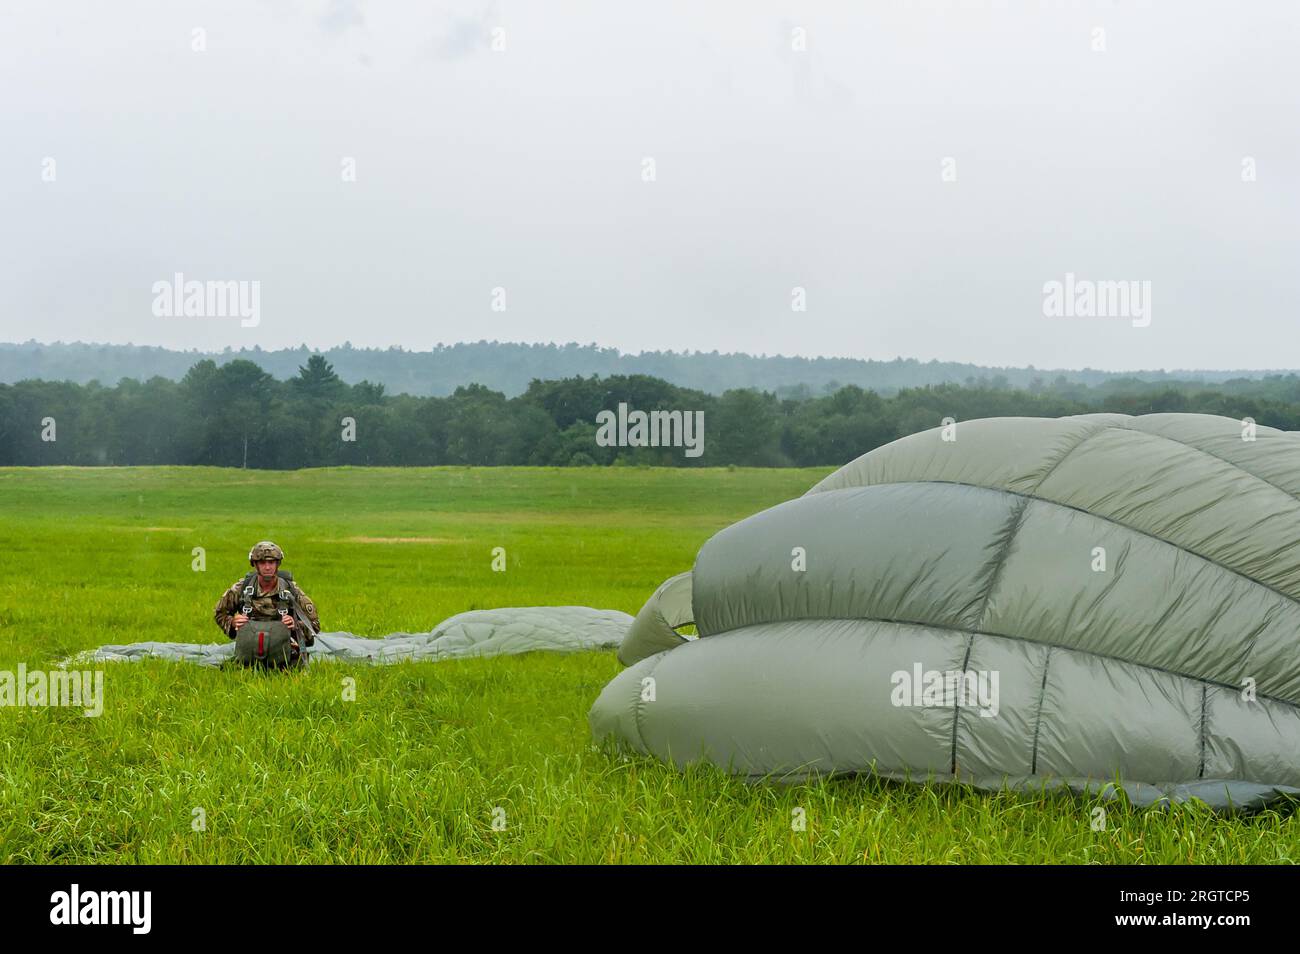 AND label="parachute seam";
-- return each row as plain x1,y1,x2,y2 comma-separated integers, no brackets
1112,423,1300,679
814,416,1300,504
1198,686,1209,778
950,634,975,777
1025,423,1111,496
974,496,1030,629
815,416,1300,596
1121,421,1300,506
1030,647,1052,776
715,614,1300,711
851,479,1300,616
